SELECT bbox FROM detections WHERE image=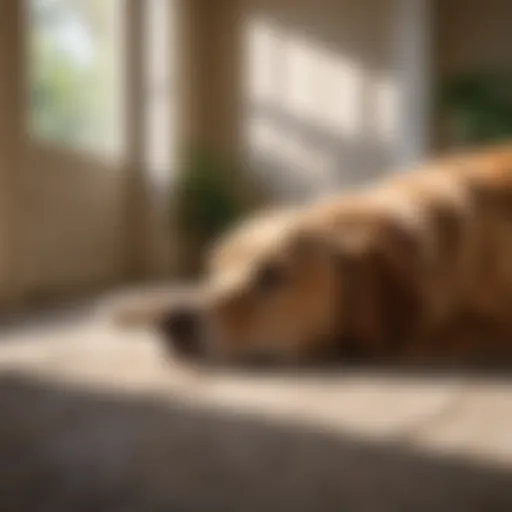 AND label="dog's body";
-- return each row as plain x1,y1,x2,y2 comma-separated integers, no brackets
293,143,512,362
121,144,512,365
